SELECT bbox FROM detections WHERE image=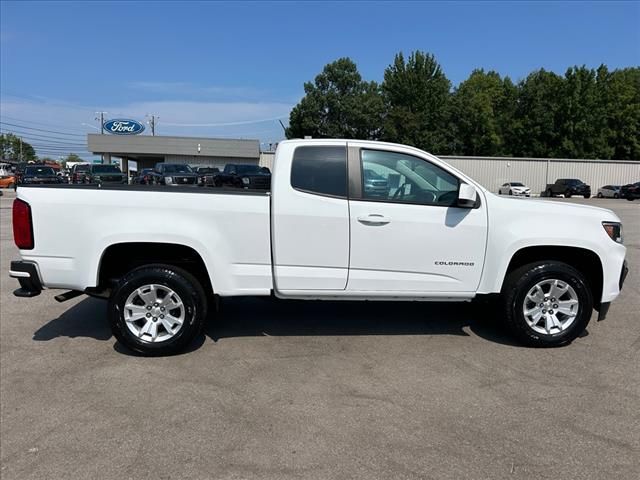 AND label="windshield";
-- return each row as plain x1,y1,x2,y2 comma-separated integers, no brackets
163,165,193,173
25,166,55,176
235,165,263,174
197,167,219,174
566,179,584,185
92,165,121,174
74,164,90,172
510,182,524,187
